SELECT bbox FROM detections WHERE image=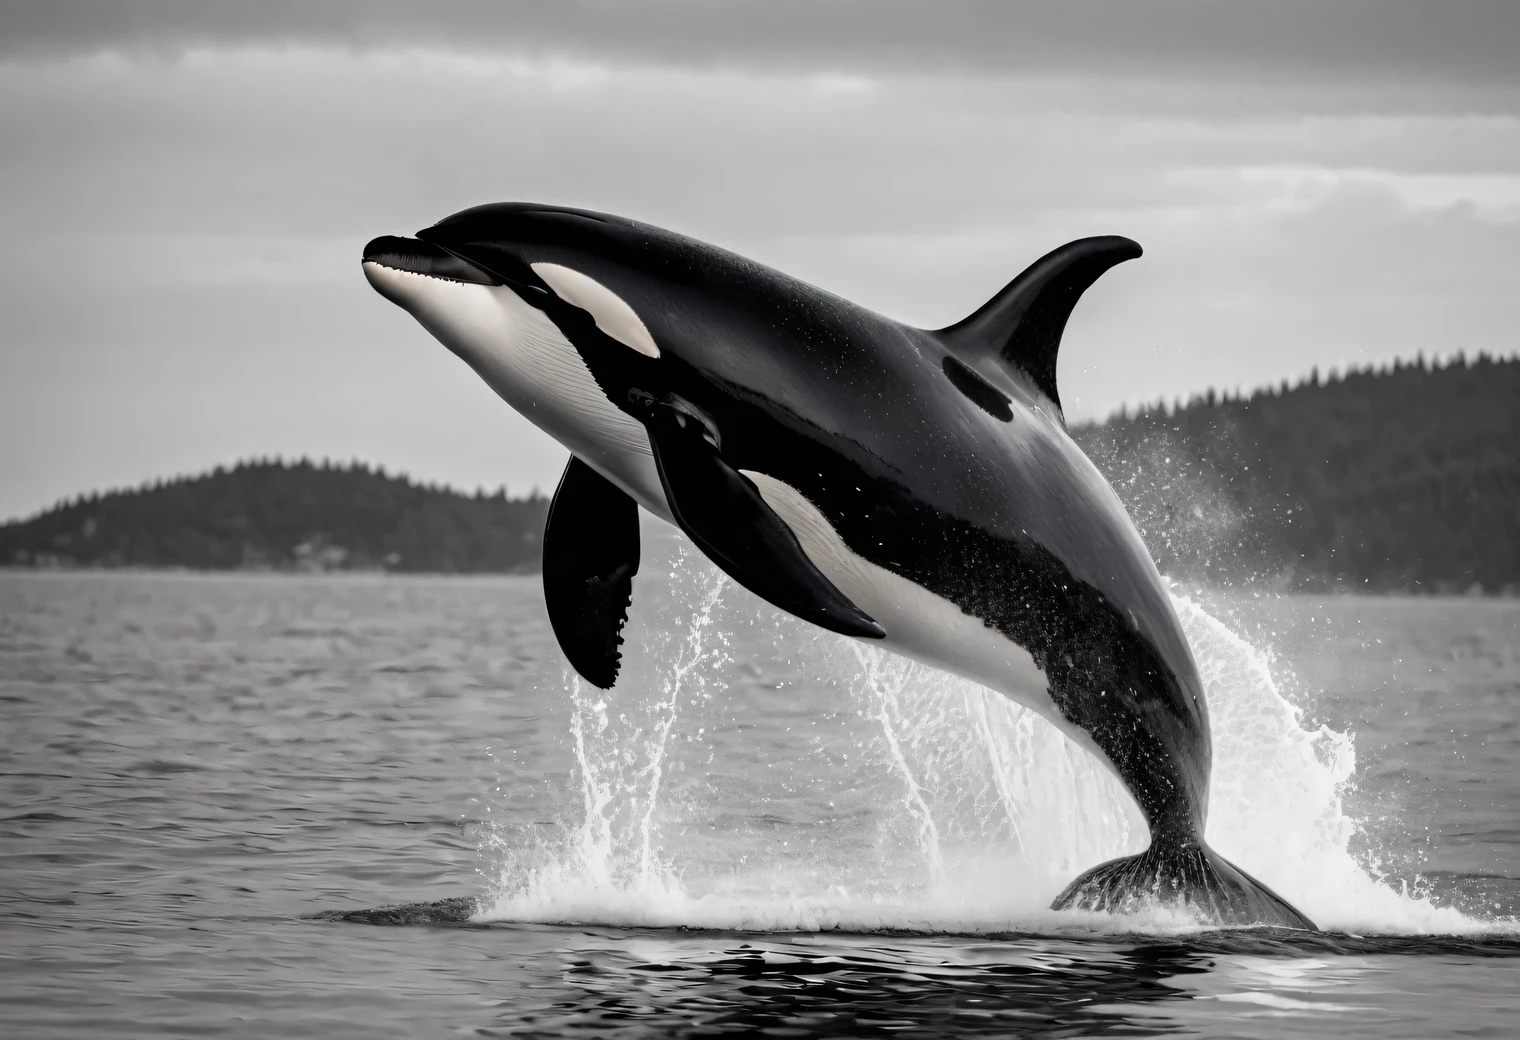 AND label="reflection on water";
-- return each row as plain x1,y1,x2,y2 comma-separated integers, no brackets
532,934,1211,1038
313,906,1520,1039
